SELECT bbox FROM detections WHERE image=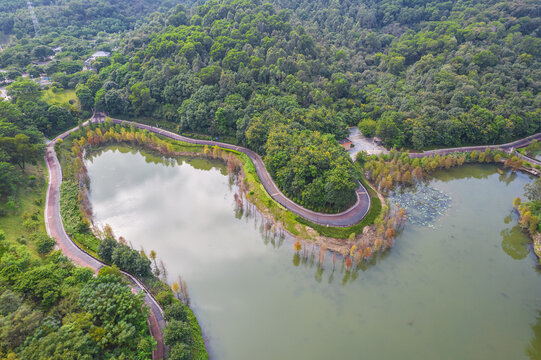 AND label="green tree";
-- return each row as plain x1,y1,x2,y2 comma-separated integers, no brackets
358,118,377,137
0,162,20,198
163,320,191,346
76,84,94,110
129,82,154,116
0,134,43,170
6,79,41,104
